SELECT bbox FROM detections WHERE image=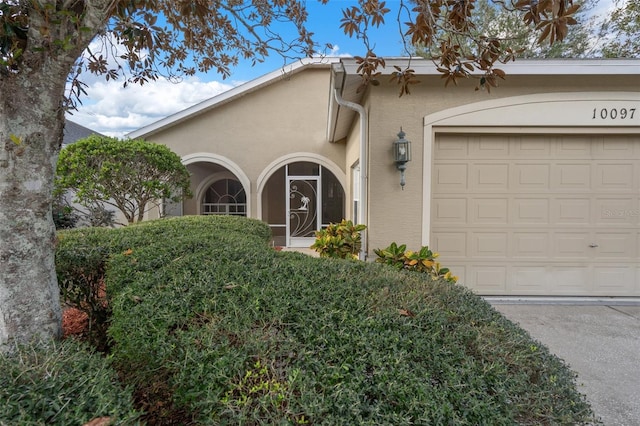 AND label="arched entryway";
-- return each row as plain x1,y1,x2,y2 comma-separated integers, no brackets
177,153,251,217
259,157,345,247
